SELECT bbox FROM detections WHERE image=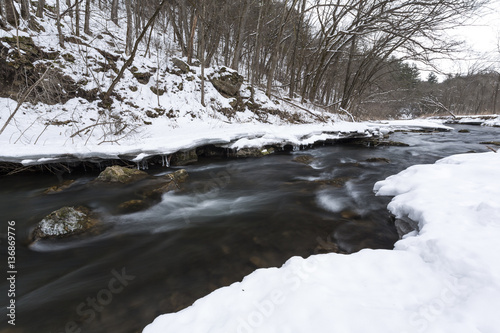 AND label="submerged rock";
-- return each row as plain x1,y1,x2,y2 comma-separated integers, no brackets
292,154,314,165
141,169,189,200
359,138,410,147
365,157,391,163
44,180,76,194
163,169,189,183
95,165,148,184
117,200,151,214
31,206,98,241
